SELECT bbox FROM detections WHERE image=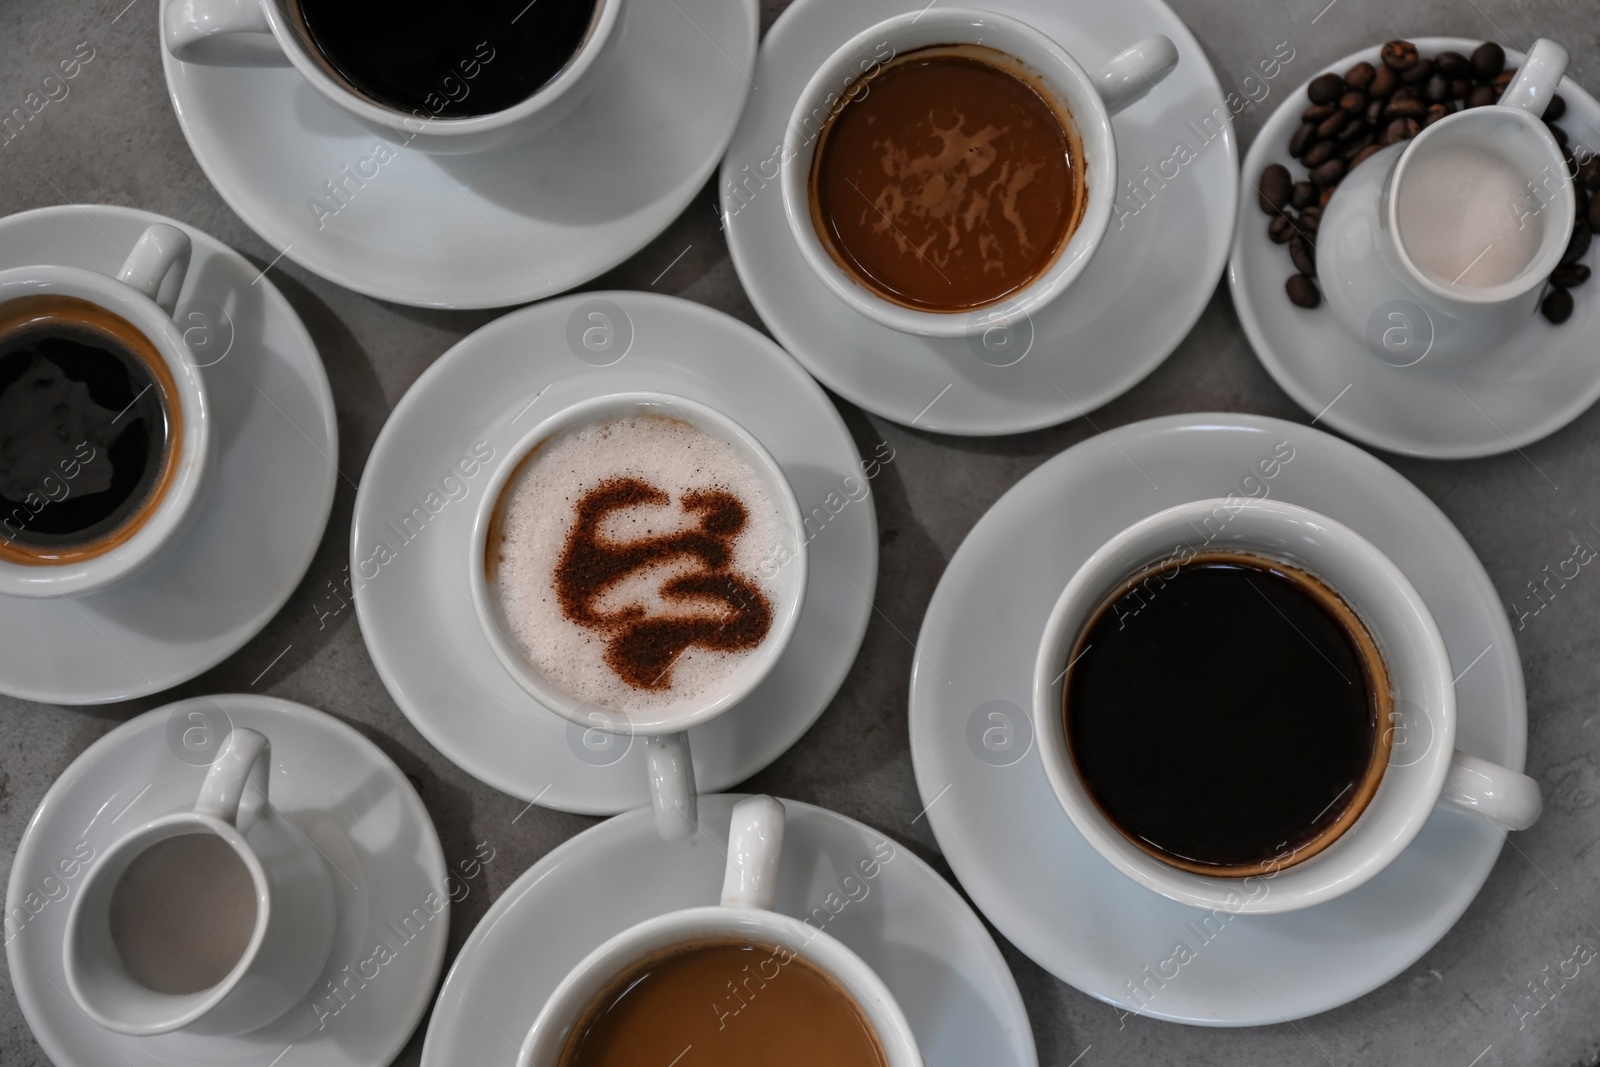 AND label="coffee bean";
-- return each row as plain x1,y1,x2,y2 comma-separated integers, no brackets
1381,40,1419,71
1319,186,1335,207
1542,286,1574,324
1258,163,1292,213
1493,68,1515,94
1308,72,1346,104
1303,103,1337,122
1291,180,1318,209
1310,159,1345,188
1467,84,1497,108
1450,78,1472,100
1350,144,1382,170
1340,130,1376,159
1268,214,1296,244
1290,122,1316,157
1548,122,1569,148
1551,263,1591,288
1384,97,1426,120
1379,117,1420,146
1545,94,1566,122
1402,58,1435,85
1317,110,1351,138
1287,274,1321,308
1424,103,1450,126
1471,41,1505,80
1588,192,1600,232
1365,99,1385,125
1345,61,1376,89
1303,139,1336,167
1562,221,1591,266
1582,159,1600,191
1289,236,1316,276
1299,207,1322,232
1435,51,1471,78
1424,74,1449,102
1370,64,1399,98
